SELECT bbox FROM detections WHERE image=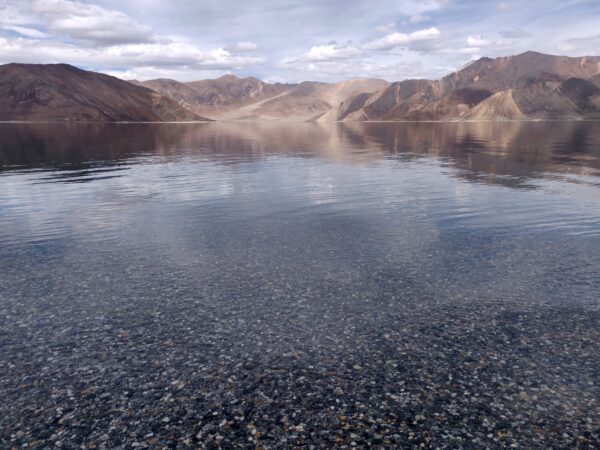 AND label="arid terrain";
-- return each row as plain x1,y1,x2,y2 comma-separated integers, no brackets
1,52,600,122
0,64,206,122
